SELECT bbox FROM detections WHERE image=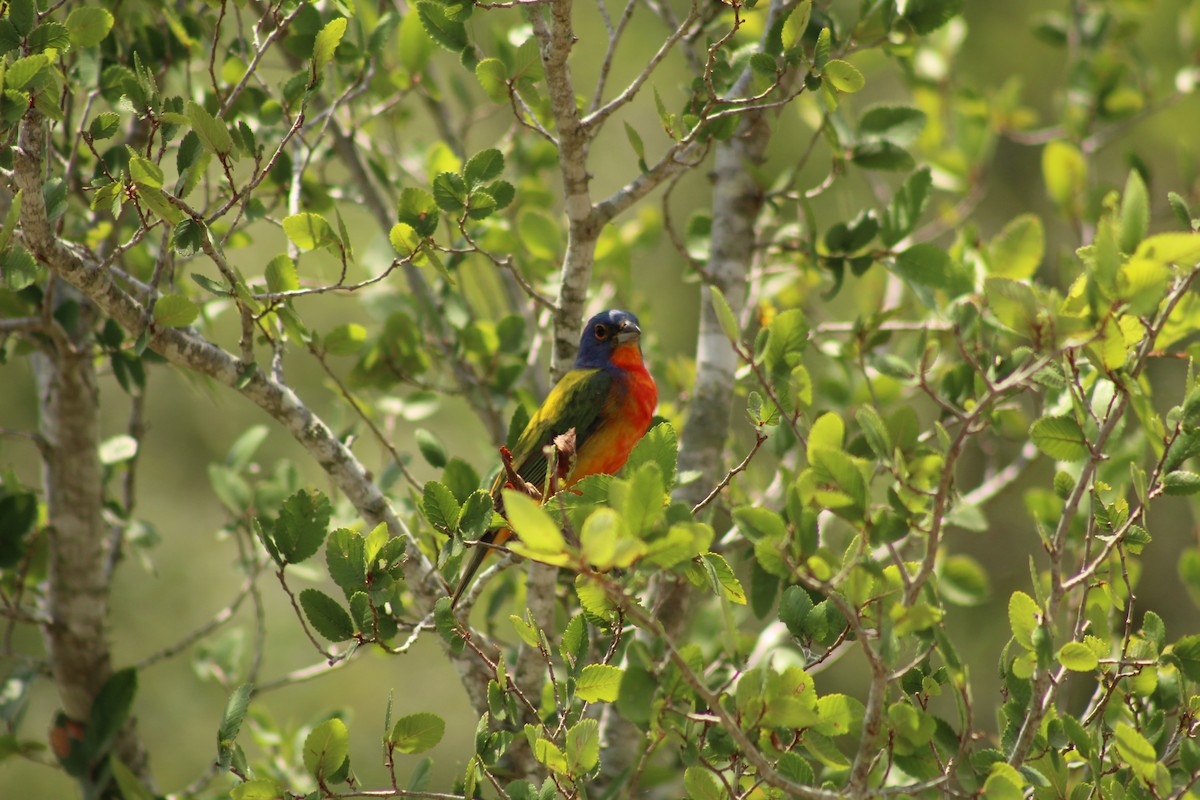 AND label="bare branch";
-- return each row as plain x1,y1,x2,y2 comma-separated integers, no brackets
691,430,768,514
584,2,699,127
